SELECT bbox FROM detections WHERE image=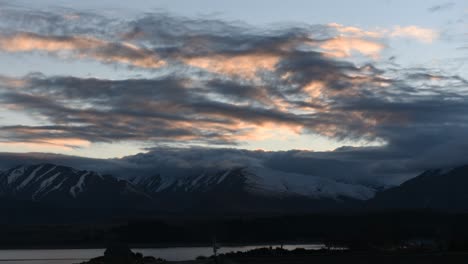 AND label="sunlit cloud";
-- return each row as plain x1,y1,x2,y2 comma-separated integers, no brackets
328,23,439,44
390,25,439,43
183,53,280,79
0,32,166,68
328,23,383,38
317,37,384,59
0,7,464,164
0,3,464,190
0,138,90,151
